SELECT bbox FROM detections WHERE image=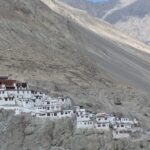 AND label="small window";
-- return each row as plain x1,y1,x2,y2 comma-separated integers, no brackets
121,125,124,127
54,113,57,116
65,112,67,114
102,124,105,127
47,102,50,104
105,118,107,120
47,113,50,116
